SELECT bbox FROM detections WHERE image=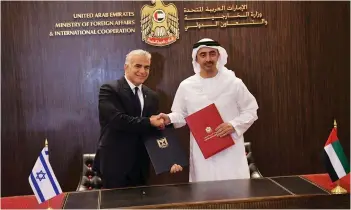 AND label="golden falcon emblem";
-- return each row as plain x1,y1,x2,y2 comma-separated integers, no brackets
157,137,169,149
140,0,179,46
